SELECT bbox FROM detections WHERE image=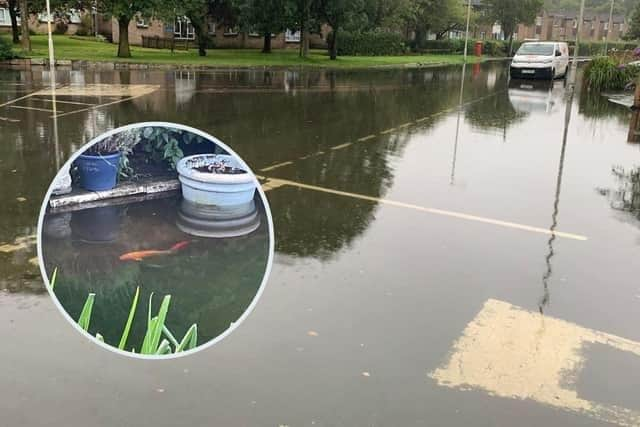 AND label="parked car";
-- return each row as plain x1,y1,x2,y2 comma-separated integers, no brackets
510,42,569,80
